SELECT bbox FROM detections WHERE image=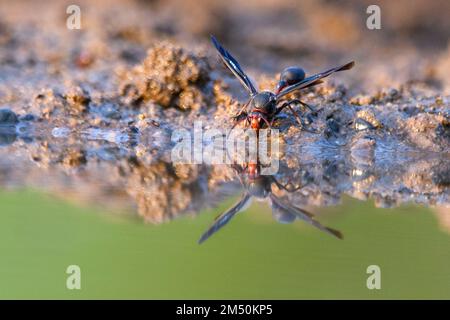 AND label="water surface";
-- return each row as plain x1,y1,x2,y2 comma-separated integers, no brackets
0,126,449,299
